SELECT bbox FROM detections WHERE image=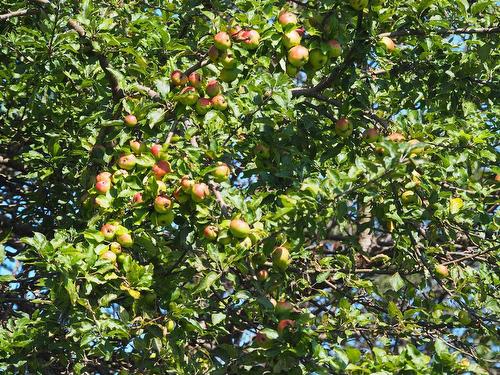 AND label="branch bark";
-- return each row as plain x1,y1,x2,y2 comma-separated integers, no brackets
0,9,30,21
